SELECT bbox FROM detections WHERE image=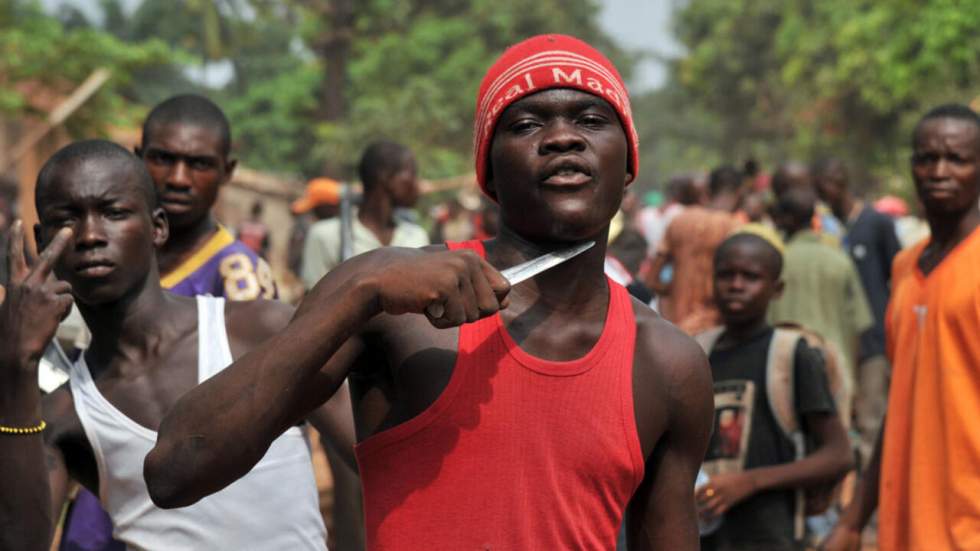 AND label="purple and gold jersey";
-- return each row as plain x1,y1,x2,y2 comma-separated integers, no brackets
161,226,277,300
